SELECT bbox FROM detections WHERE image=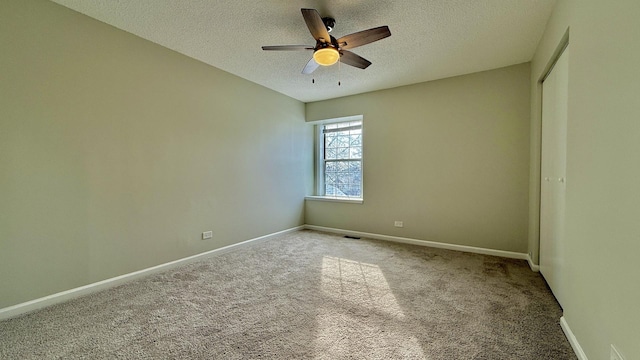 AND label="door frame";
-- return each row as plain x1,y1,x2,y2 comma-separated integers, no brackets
531,28,571,267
